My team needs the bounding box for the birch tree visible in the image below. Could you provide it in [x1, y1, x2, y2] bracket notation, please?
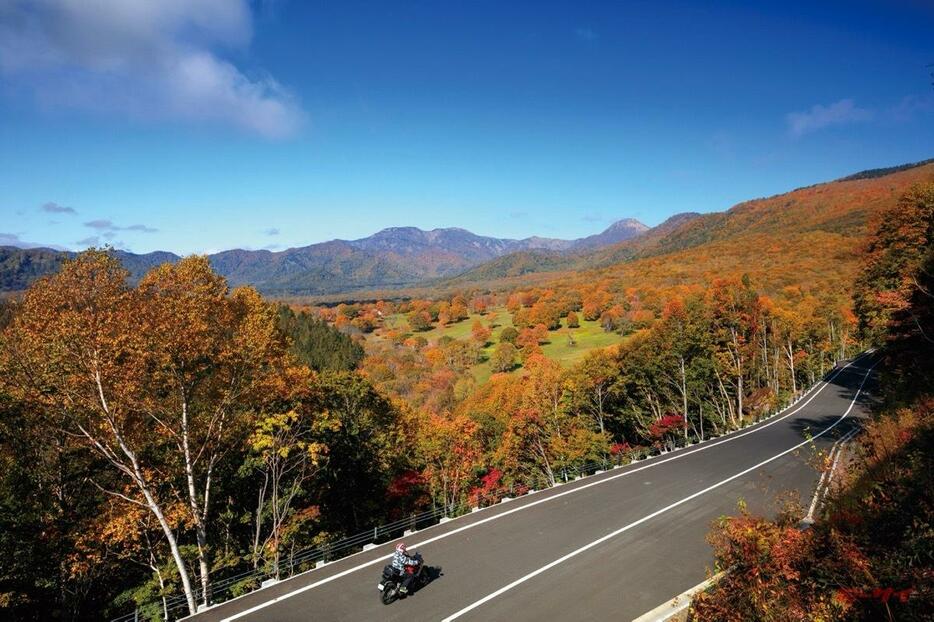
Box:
[0, 252, 296, 614]
[709, 278, 761, 427]
[562, 349, 621, 436]
[247, 410, 326, 577]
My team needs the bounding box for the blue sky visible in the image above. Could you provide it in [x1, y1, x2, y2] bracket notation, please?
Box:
[1, 0, 932, 255]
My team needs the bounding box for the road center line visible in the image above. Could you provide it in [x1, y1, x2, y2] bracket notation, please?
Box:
[440, 360, 878, 621]
[216, 355, 869, 622]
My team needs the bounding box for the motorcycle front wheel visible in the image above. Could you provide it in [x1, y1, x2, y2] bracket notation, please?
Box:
[380, 582, 398, 605]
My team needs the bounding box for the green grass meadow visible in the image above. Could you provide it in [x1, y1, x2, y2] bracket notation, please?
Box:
[372, 306, 626, 383]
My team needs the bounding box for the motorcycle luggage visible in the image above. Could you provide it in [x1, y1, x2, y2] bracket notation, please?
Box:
[381, 564, 396, 580]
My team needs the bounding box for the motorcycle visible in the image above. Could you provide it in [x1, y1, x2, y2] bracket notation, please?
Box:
[378, 552, 430, 605]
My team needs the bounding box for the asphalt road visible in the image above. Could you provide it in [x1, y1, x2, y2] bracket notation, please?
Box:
[188, 354, 878, 622]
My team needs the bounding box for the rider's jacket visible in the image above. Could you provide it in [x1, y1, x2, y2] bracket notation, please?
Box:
[391, 550, 418, 571]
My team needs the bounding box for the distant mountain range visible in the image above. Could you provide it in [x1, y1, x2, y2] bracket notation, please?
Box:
[435, 212, 699, 286]
[0, 218, 650, 295]
[5, 158, 932, 298]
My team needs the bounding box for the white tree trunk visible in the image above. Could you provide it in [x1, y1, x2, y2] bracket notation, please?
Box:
[90, 369, 198, 615]
[784, 340, 797, 394]
[180, 395, 211, 607]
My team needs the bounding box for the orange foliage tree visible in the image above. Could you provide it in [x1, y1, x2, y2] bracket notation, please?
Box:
[417, 413, 483, 510]
[0, 252, 300, 614]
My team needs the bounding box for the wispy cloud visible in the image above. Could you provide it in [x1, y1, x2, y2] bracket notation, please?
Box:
[581, 213, 605, 223]
[84, 219, 158, 233]
[40, 201, 76, 214]
[124, 224, 158, 232]
[786, 99, 872, 137]
[0, 0, 304, 138]
[76, 236, 100, 247]
[0, 232, 63, 249]
[0, 233, 25, 246]
[264, 227, 280, 236]
[574, 28, 598, 41]
[887, 94, 934, 122]
[84, 219, 113, 230]
[708, 130, 736, 159]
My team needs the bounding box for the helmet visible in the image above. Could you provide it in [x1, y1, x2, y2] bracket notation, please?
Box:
[395, 542, 407, 553]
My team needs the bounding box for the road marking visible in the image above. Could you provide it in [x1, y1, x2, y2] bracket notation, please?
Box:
[440, 360, 878, 621]
[826, 428, 856, 486]
[804, 426, 857, 522]
[215, 355, 870, 621]
[630, 569, 729, 622]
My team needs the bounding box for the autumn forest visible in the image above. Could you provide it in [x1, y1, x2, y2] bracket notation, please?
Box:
[0, 158, 931, 620]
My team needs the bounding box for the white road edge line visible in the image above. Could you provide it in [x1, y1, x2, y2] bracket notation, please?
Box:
[217, 355, 870, 622]
[804, 426, 857, 522]
[439, 360, 878, 622]
[805, 441, 837, 520]
[826, 429, 856, 486]
[821, 427, 857, 502]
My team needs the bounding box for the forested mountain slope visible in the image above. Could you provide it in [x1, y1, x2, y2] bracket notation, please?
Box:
[0, 247, 178, 291]
[0, 219, 648, 295]
[591, 160, 934, 295]
[0, 246, 63, 291]
[432, 159, 934, 298]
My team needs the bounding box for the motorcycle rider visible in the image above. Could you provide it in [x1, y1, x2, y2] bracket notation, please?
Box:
[391, 542, 419, 594]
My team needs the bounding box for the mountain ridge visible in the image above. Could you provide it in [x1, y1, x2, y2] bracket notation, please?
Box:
[4, 157, 932, 297]
[0, 217, 649, 295]
[425, 160, 934, 297]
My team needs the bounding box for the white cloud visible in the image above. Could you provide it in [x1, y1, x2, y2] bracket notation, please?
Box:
[124, 223, 158, 232]
[0, 232, 25, 246]
[84, 219, 115, 230]
[581, 213, 605, 223]
[0, 0, 303, 138]
[84, 219, 158, 233]
[40, 201, 76, 214]
[785, 99, 872, 137]
[888, 94, 934, 122]
[0, 231, 64, 249]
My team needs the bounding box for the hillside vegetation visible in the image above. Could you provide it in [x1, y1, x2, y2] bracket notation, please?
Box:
[369, 306, 628, 384]
[0, 165, 931, 621]
[588, 163, 933, 301]
[692, 180, 934, 622]
[430, 160, 934, 299]
[301, 159, 934, 305]
[0, 246, 64, 291]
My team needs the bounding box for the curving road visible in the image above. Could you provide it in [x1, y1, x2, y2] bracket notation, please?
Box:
[187, 354, 878, 622]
